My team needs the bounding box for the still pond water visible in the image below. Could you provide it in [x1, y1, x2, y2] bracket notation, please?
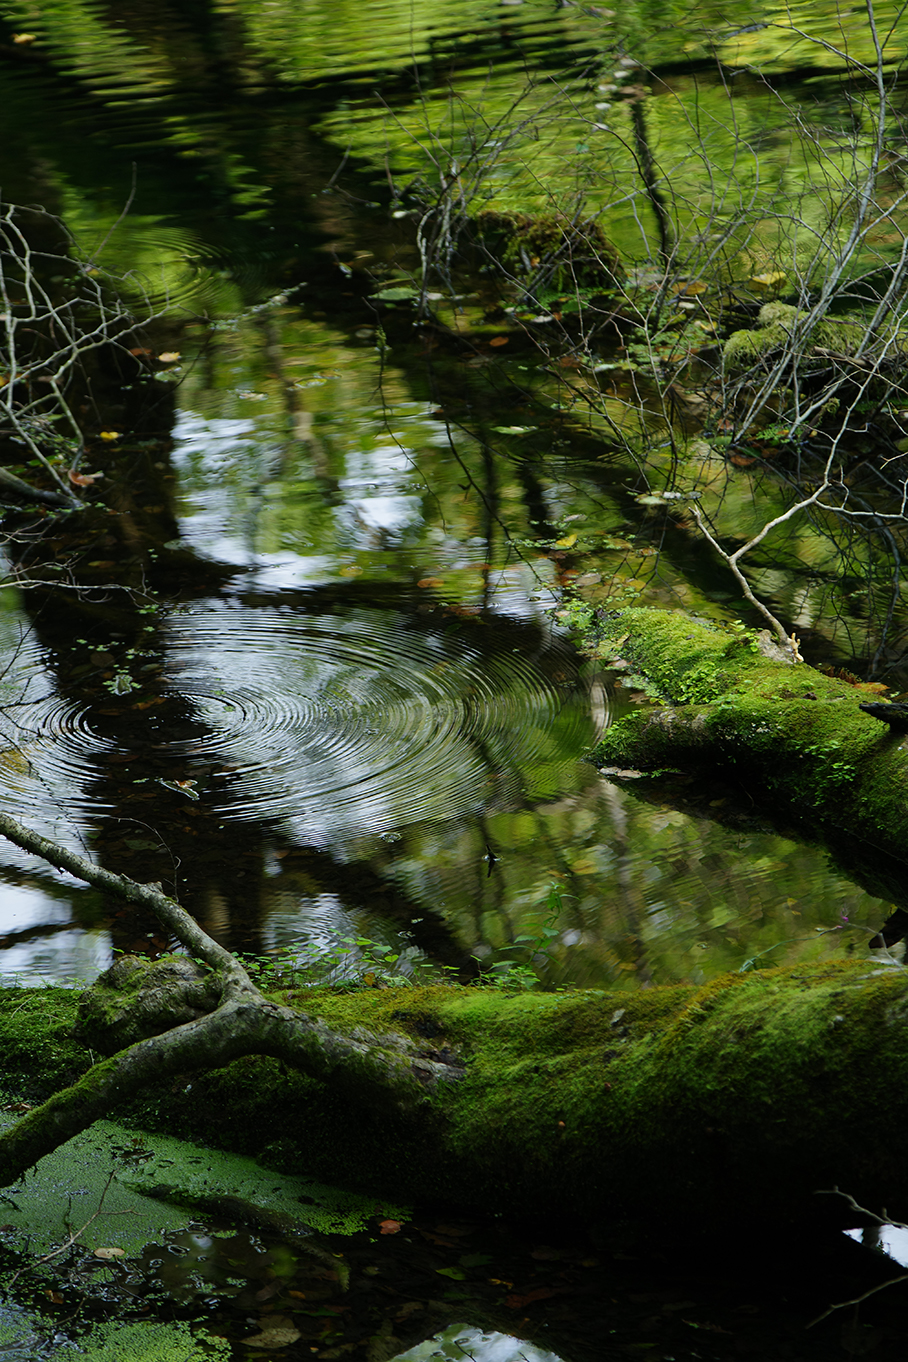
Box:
[0, 2, 906, 1359]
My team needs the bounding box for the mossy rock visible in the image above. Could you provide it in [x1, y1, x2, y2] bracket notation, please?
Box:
[723, 301, 907, 375]
[473, 210, 624, 293]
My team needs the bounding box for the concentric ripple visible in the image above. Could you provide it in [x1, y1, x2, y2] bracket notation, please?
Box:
[165, 602, 601, 842]
[0, 638, 115, 829]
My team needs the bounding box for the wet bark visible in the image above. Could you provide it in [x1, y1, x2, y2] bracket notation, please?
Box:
[0, 811, 462, 1189]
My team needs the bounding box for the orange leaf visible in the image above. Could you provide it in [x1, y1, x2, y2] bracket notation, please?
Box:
[488, 336, 509, 347]
[505, 1286, 559, 1309]
[417, 577, 444, 588]
[379, 1219, 403, 1234]
[68, 468, 104, 486]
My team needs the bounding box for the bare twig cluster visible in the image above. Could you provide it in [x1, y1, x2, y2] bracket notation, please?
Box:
[0, 199, 156, 509]
[381, 1, 908, 671]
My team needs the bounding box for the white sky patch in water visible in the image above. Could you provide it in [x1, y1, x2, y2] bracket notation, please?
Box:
[390, 1326, 564, 1362]
[0, 927, 111, 987]
[845, 1224, 908, 1267]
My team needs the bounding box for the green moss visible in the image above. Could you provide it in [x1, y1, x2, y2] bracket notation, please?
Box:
[0, 985, 91, 1094]
[589, 608, 908, 851]
[722, 301, 900, 374]
[60, 1321, 229, 1361]
[7, 960, 908, 1229]
[473, 209, 624, 293]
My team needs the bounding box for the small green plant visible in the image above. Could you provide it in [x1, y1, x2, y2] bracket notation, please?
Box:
[239, 882, 573, 995]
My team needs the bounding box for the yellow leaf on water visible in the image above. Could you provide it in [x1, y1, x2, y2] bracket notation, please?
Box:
[93, 1247, 125, 1260]
[98, 431, 120, 441]
[12, 33, 37, 44]
[0, 748, 32, 775]
[417, 577, 444, 588]
[157, 351, 181, 363]
[554, 533, 577, 548]
[749, 271, 787, 290]
[339, 565, 363, 577]
[671, 280, 707, 296]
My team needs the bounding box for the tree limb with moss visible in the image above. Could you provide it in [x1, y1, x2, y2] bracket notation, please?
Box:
[4, 805, 908, 1230]
[589, 607, 908, 865]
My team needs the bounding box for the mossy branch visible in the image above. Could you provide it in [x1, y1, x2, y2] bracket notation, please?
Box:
[0, 812, 462, 1188]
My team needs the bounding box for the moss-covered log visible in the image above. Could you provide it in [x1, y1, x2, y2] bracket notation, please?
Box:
[590, 607, 908, 865]
[4, 958, 908, 1234]
[4, 798, 908, 1235]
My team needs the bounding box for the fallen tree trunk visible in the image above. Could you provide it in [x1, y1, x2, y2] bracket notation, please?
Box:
[590, 607, 908, 865]
[3, 808, 908, 1231]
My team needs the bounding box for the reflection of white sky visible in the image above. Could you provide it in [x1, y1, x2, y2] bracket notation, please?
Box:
[171, 412, 259, 471]
[260, 892, 352, 955]
[392, 1327, 564, 1362]
[0, 882, 110, 986]
[0, 929, 111, 987]
[845, 1224, 908, 1267]
[0, 881, 71, 931]
[170, 409, 556, 618]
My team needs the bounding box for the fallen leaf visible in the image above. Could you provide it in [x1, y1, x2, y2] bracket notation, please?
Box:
[157, 351, 181, 363]
[749, 271, 787, 290]
[69, 468, 104, 485]
[156, 778, 200, 800]
[488, 335, 509, 347]
[505, 1286, 559, 1309]
[671, 279, 708, 296]
[339, 565, 363, 577]
[93, 1247, 126, 1260]
[395, 1302, 424, 1320]
[12, 33, 37, 44]
[379, 1219, 403, 1234]
[243, 1318, 302, 1349]
[417, 577, 444, 588]
[553, 533, 577, 548]
[99, 430, 121, 441]
[436, 1266, 467, 1280]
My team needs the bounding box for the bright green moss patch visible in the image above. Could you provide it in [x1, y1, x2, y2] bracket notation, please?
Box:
[590, 608, 908, 855]
[6, 962, 908, 1229]
[60, 1321, 230, 1361]
[0, 985, 89, 1094]
[722, 302, 908, 375]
